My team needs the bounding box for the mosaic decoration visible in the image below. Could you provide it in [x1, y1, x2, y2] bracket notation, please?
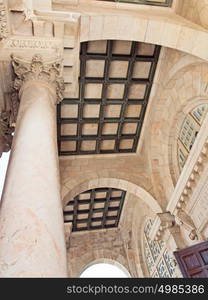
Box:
[144, 219, 177, 278]
[177, 104, 208, 171]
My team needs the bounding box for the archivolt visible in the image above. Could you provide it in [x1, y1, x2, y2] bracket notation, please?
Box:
[62, 176, 162, 214]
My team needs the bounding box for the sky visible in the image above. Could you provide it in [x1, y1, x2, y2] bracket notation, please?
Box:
[0, 154, 128, 278]
[80, 263, 129, 278]
[0, 152, 10, 199]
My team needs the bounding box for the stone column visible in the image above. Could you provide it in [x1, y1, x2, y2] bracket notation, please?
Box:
[0, 54, 67, 277]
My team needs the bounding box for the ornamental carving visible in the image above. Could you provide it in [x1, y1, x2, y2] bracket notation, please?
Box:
[0, 3, 8, 39]
[0, 111, 14, 157]
[154, 212, 176, 241]
[11, 54, 65, 103]
[0, 92, 19, 156]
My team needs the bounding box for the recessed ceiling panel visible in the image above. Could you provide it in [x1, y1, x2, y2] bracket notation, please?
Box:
[64, 188, 126, 232]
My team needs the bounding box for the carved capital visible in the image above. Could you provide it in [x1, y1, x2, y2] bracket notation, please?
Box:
[0, 3, 8, 39]
[11, 54, 65, 103]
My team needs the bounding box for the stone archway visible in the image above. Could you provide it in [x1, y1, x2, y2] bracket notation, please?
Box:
[68, 249, 131, 277]
[62, 176, 162, 214]
[80, 13, 208, 62]
[148, 60, 208, 203]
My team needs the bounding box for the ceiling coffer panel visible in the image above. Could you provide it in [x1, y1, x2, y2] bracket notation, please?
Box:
[57, 40, 161, 155]
[64, 187, 126, 232]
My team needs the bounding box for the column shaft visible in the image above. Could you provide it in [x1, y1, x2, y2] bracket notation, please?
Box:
[0, 82, 67, 277]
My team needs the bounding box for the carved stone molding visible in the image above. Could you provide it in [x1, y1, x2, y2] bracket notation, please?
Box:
[0, 110, 14, 157]
[0, 3, 8, 39]
[149, 212, 176, 241]
[175, 210, 198, 241]
[174, 143, 208, 212]
[150, 210, 199, 243]
[167, 111, 208, 216]
[11, 54, 65, 103]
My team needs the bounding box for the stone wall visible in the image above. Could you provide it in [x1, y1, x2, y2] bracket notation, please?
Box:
[67, 228, 130, 277]
[177, 0, 208, 30]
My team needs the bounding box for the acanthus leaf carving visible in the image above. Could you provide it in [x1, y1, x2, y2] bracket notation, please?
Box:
[0, 110, 14, 157]
[0, 90, 20, 157]
[0, 3, 8, 40]
[11, 54, 65, 103]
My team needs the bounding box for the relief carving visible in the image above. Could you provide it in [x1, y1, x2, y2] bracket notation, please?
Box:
[6, 39, 60, 50]
[0, 3, 8, 39]
[0, 110, 14, 156]
[11, 54, 65, 102]
[0, 91, 19, 156]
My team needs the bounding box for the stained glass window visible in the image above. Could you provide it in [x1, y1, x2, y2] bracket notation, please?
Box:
[143, 219, 177, 278]
[177, 104, 208, 172]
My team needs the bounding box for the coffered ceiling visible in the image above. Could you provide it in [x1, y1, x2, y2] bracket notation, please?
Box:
[57, 40, 161, 156]
[64, 187, 126, 232]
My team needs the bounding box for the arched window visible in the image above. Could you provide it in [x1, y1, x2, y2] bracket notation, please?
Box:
[143, 219, 177, 278]
[177, 104, 208, 171]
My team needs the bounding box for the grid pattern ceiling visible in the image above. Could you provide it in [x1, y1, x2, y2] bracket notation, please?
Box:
[98, 0, 172, 7]
[64, 188, 126, 232]
[58, 40, 161, 155]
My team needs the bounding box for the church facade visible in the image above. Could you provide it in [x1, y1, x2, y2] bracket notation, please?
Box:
[0, 0, 208, 278]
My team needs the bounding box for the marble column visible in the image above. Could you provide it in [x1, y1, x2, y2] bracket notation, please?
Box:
[0, 54, 67, 277]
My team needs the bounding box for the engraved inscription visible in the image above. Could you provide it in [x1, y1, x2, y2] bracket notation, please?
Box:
[6, 39, 61, 50]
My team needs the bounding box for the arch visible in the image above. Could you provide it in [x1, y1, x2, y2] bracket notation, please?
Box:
[80, 13, 208, 62]
[169, 98, 208, 183]
[148, 61, 208, 203]
[79, 259, 131, 278]
[63, 177, 163, 214]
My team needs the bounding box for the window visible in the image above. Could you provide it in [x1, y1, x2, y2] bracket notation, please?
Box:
[177, 104, 208, 171]
[143, 219, 177, 278]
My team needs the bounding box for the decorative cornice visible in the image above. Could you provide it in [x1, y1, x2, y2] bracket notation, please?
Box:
[172, 141, 208, 213]
[167, 112, 208, 215]
[0, 91, 19, 156]
[149, 212, 176, 241]
[11, 54, 65, 103]
[150, 211, 199, 242]
[0, 3, 8, 39]
[175, 210, 198, 241]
